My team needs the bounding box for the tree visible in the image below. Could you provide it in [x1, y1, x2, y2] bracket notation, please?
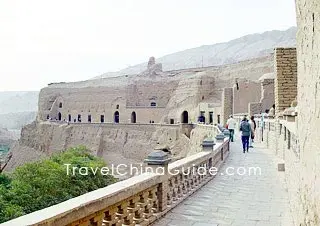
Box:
[0, 146, 117, 223]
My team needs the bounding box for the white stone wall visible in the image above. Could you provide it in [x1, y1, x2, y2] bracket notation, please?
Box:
[296, 0, 320, 224]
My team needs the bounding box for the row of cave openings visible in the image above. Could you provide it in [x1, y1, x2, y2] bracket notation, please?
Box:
[51, 110, 189, 124]
[52, 111, 134, 123]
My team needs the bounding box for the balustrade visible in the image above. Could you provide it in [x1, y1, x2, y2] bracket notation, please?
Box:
[2, 136, 230, 226]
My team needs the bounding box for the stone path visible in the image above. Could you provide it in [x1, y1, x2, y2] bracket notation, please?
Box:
[153, 138, 293, 226]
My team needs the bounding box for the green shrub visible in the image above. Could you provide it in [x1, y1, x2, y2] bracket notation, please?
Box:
[0, 146, 117, 223]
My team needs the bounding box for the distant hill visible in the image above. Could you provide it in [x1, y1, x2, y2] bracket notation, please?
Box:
[0, 91, 39, 115]
[0, 92, 38, 130]
[94, 27, 297, 79]
[0, 128, 18, 146]
[0, 111, 37, 130]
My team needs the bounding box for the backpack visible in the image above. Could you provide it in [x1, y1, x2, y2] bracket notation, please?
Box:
[240, 121, 250, 132]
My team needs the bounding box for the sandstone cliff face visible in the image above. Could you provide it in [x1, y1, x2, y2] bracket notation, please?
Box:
[4, 122, 189, 171]
[6, 55, 274, 172]
[295, 1, 320, 225]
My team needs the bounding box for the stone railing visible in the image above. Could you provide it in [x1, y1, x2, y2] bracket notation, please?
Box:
[253, 114, 299, 160]
[194, 123, 220, 137]
[45, 120, 181, 128]
[125, 105, 166, 109]
[253, 113, 300, 225]
[2, 137, 230, 226]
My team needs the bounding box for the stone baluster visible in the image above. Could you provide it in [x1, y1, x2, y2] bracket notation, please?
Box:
[171, 176, 178, 202]
[115, 202, 130, 225]
[149, 187, 159, 213]
[103, 207, 119, 226]
[128, 197, 142, 224]
[140, 192, 152, 220]
[183, 173, 190, 194]
[167, 179, 173, 206]
[91, 213, 105, 226]
[177, 174, 183, 198]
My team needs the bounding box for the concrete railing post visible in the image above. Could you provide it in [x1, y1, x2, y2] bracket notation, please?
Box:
[222, 129, 230, 139]
[215, 133, 225, 143]
[215, 133, 225, 160]
[202, 138, 215, 152]
[144, 150, 171, 212]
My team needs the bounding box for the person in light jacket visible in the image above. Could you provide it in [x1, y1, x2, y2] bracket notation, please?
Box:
[226, 115, 237, 142]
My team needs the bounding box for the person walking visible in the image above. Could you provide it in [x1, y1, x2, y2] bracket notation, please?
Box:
[226, 115, 237, 142]
[249, 116, 256, 148]
[240, 116, 251, 153]
[269, 104, 275, 117]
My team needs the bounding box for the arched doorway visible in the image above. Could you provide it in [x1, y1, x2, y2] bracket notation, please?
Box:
[181, 111, 188, 123]
[114, 111, 119, 123]
[131, 111, 136, 123]
[58, 112, 62, 121]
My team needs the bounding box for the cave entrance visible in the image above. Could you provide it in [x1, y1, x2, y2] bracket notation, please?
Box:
[131, 111, 136, 123]
[181, 111, 189, 124]
[114, 111, 119, 123]
[100, 115, 105, 123]
[58, 112, 62, 121]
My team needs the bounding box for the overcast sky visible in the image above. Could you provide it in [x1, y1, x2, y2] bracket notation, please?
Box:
[0, 0, 297, 91]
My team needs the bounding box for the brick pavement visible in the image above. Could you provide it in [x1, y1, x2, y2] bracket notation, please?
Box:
[153, 139, 293, 226]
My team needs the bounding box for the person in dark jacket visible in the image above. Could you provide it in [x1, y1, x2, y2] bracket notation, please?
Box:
[240, 116, 251, 153]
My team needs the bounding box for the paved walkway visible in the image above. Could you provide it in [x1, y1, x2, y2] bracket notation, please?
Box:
[154, 138, 293, 226]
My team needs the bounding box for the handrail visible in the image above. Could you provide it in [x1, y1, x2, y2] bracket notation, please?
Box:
[1, 138, 230, 226]
[44, 120, 181, 128]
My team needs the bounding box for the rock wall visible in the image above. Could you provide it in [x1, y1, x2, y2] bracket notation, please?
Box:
[39, 86, 169, 124]
[7, 55, 274, 171]
[260, 78, 275, 113]
[222, 88, 233, 125]
[39, 55, 273, 124]
[296, 0, 320, 225]
[233, 80, 261, 114]
[248, 102, 262, 116]
[4, 122, 187, 171]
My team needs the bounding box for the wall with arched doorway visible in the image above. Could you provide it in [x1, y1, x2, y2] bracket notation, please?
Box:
[46, 96, 64, 120]
[131, 112, 136, 123]
[181, 111, 189, 123]
[114, 111, 120, 123]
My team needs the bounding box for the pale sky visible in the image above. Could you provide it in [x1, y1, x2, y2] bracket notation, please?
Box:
[0, 0, 297, 91]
